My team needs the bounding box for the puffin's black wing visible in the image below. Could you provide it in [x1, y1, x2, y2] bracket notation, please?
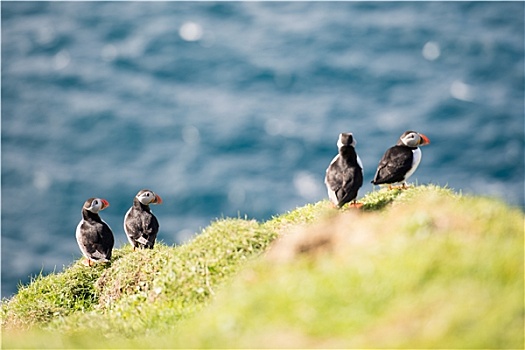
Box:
[143, 214, 159, 248]
[325, 158, 345, 196]
[337, 166, 364, 206]
[79, 221, 114, 260]
[372, 146, 413, 184]
[124, 209, 141, 244]
[125, 209, 159, 249]
[326, 157, 363, 207]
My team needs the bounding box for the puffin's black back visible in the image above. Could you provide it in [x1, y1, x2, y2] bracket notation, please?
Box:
[326, 144, 363, 207]
[124, 199, 160, 249]
[79, 210, 114, 260]
[372, 145, 414, 184]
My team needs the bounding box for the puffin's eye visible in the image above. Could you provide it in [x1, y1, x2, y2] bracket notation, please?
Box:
[146, 193, 150, 197]
[93, 200, 98, 206]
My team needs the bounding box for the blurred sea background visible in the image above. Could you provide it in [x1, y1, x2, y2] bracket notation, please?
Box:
[1, 2, 523, 298]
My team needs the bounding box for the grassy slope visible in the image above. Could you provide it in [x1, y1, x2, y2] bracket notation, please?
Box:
[1, 185, 523, 348]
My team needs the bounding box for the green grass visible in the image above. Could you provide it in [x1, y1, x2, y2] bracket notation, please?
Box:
[2, 185, 523, 348]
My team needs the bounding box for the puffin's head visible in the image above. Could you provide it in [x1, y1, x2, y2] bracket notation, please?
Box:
[337, 132, 356, 149]
[399, 131, 430, 147]
[84, 198, 110, 213]
[136, 189, 163, 206]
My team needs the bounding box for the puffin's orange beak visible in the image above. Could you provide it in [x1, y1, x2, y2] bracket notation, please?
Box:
[419, 133, 430, 145]
[153, 194, 163, 204]
[101, 199, 110, 209]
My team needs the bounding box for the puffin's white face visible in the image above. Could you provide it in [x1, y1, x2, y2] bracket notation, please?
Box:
[400, 131, 430, 147]
[136, 190, 163, 206]
[84, 198, 109, 213]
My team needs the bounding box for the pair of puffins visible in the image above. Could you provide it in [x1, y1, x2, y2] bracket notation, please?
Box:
[75, 189, 162, 266]
[325, 130, 430, 208]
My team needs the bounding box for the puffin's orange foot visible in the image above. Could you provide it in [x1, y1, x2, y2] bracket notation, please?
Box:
[348, 202, 363, 209]
[388, 184, 409, 190]
[82, 259, 93, 267]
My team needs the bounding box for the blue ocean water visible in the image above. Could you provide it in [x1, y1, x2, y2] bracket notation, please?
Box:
[1, 2, 523, 298]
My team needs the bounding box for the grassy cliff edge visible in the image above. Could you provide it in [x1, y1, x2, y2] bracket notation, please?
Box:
[2, 185, 523, 348]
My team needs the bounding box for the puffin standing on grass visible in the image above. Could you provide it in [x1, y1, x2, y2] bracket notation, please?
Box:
[76, 198, 114, 266]
[325, 132, 364, 208]
[371, 130, 430, 189]
[124, 189, 162, 250]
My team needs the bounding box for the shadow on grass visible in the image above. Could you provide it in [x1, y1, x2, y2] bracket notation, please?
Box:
[356, 188, 404, 212]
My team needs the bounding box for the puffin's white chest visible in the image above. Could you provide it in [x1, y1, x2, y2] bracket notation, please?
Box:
[75, 220, 83, 242]
[356, 154, 363, 170]
[404, 147, 422, 181]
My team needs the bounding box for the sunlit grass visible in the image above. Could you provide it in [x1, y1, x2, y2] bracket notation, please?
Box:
[2, 185, 523, 348]
[171, 190, 523, 348]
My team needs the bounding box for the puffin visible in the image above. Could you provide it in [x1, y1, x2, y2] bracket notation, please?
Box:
[371, 130, 430, 189]
[324, 132, 364, 208]
[124, 189, 162, 250]
[76, 197, 114, 266]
